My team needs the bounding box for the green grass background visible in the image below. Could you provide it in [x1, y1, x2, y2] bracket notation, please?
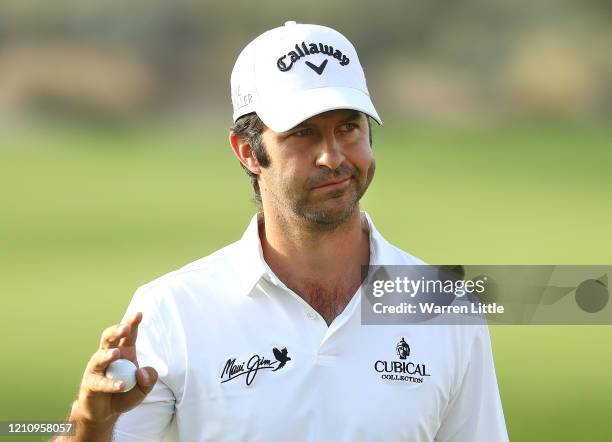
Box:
[1, 120, 611, 441]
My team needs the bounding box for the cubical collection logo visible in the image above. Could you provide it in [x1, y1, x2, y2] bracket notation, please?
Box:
[374, 337, 431, 384]
[221, 347, 291, 386]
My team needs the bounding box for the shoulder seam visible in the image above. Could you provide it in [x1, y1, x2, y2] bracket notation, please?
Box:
[136, 240, 242, 294]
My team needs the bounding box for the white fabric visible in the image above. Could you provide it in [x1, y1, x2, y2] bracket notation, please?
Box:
[113, 212, 508, 442]
[230, 21, 382, 132]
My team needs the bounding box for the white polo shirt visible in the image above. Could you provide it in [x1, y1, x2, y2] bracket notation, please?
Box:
[113, 212, 508, 442]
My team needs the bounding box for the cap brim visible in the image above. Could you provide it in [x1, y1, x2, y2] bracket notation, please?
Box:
[255, 87, 382, 132]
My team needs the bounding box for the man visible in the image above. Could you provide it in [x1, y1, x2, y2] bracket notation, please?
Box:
[59, 21, 508, 441]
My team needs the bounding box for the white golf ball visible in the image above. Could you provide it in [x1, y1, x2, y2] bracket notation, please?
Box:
[105, 359, 137, 392]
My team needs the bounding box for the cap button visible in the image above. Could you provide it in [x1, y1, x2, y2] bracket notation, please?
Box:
[284, 21, 297, 26]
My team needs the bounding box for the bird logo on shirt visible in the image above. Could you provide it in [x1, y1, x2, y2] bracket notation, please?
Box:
[272, 347, 291, 371]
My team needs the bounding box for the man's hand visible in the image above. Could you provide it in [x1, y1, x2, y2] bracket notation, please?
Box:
[57, 312, 158, 441]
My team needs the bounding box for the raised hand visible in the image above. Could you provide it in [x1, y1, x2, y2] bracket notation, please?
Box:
[56, 312, 158, 441]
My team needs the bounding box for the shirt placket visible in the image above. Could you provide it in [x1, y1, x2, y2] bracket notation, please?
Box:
[262, 271, 362, 366]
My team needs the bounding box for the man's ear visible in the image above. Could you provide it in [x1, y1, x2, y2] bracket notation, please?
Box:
[229, 132, 261, 175]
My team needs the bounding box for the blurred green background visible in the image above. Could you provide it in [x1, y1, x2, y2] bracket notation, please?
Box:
[1, 1, 611, 441]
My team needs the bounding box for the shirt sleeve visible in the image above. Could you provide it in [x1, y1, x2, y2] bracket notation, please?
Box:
[112, 285, 177, 442]
[435, 325, 509, 442]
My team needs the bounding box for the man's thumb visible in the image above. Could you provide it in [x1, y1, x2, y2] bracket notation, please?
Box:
[112, 366, 159, 414]
[136, 366, 158, 393]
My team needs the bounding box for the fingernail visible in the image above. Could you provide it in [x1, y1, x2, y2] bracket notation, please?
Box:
[106, 349, 116, 358]
[114, 381, 124, 391]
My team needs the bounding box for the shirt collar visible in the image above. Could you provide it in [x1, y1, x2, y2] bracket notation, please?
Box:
[235, 211, 408, 296]
[236, 212, 270, 296]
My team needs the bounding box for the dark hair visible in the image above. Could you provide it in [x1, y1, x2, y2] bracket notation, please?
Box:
[229, 113, 270, 205]
[230, 112, 373, 205]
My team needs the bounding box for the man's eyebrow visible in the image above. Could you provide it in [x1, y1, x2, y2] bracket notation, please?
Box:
[339, 111, 364, 123]
[290, 111, 364, 130]
[290, 121, 311, 130]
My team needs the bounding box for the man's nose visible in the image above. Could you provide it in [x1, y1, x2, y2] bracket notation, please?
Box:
[315, 133, 345, 170]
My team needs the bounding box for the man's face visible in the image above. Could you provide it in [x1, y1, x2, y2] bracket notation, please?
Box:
[258, 109, 375, 230]
[397, 345, 409, 359]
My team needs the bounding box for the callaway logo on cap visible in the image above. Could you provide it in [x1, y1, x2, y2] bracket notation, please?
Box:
[230, 21, 382, 132]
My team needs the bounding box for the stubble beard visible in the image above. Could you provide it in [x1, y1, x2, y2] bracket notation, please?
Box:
[291, 161, 376, 232]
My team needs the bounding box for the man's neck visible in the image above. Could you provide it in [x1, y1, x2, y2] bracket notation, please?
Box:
[259, 208, 370, 302]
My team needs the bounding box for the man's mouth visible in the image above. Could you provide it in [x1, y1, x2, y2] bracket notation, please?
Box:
[313, 177, 351, 189]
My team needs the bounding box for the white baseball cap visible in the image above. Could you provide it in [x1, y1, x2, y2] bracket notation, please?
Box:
[231, 21, 382, 132]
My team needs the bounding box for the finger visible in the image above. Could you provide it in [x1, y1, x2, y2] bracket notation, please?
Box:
[121, 312, 143, 347]
[86, 348, 121, 375]
[111, 367, 158, 413]
[115, 338, 139, 367]
[135, 366, 158, 394]
[99, 323, 131, 350]
[83, 373, 126, 394]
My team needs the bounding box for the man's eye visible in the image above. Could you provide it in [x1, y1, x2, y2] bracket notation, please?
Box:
[292, 128, 312, 137]
[342, 122, 358, 131]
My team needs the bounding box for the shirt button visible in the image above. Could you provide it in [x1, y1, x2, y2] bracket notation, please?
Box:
[307, 310, 317, 320]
